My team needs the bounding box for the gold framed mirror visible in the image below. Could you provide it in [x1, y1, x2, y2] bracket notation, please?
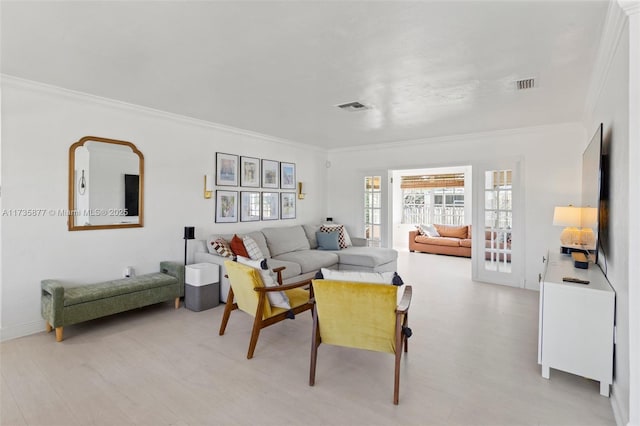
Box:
[68, 136, 144, 231]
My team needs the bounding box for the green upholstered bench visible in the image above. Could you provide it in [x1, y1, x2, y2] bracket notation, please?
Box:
[41, 261, 184, 342]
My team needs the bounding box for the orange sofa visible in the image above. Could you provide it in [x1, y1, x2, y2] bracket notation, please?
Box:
[409, 224, 471, 258]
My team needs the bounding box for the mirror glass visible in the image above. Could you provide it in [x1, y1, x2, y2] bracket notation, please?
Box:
[69, 136, 144, 231]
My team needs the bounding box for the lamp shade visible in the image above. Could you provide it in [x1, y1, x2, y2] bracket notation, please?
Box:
[580, 207, 598, 228]
[552, 206, 581, 227]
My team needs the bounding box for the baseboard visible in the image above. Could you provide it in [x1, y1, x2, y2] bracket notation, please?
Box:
[611, 386, 629, 426]
[0, 320, 46, 342]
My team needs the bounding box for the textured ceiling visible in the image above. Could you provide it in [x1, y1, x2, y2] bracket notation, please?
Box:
[1, 1, 608, 149]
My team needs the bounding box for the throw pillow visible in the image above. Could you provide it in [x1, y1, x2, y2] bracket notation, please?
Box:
[236, 256, 291, 309]
[243, 235, 264, 260]
[211, 238, 234, 258]
[230, 234, 249, 258]
[319, 224, 350, 249]
[316, 231, 341, 250]
[419, 224, 440, 238]
[319, 268, 404, 286]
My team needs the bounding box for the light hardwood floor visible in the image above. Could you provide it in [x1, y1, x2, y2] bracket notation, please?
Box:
[1, 252, 615, 426]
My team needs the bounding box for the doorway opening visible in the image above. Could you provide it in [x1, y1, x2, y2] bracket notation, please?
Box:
[391, 166, 472, 251]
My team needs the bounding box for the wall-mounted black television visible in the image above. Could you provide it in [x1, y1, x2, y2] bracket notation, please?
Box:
[581, 123, 604, 267]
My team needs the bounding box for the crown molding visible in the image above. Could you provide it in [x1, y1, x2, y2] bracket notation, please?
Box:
[328, 122, 584, 154]
[0, 74, 327, 154]
[584, 1, 629, 121]
[618, 0, 640, 15]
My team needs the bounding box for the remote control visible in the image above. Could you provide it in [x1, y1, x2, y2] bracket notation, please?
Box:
[562, 277, 590, 284]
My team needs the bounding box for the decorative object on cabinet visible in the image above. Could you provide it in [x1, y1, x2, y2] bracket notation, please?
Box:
[280, 162, 296, 189]
[68, 136, 144, 231]
[215, 190, 238, 223]
[261, 159, 279, 188]
[240, 156, 260, 187]
[216, 152, 239, 186]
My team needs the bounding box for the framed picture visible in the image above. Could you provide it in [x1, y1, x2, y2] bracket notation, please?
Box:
[262, 159, 279, 189]
[240, 191, 261, 222]
[281, 192, 296, 219]
[215, 190, 238, 223]
[240, 156, 260, 187]
[280, 162, 296, 189]
[216, 153, 239, 186]
[261, 192, 279, 220]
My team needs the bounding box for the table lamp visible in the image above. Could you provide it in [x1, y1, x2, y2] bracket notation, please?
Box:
[553, 206, 581, 247]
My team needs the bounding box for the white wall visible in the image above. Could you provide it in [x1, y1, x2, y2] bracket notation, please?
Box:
[327, 123, 585, 290]
[0, 77, 328, 340]
[586, 8, 631, 424]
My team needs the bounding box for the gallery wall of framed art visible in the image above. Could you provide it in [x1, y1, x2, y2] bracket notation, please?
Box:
[213, 152, 297, 222]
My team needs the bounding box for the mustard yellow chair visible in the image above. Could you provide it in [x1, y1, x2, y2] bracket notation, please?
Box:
[219, 260, 313, 359]
[309, 279, 412, 404]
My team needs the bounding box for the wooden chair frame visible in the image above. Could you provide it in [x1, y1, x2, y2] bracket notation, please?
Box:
[309, 285, 412, 405]
[219, 266, 314, 359]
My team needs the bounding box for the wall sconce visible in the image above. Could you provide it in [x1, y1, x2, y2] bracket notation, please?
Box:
[553, 206, 581, 247]
[297, 182, 306, 200]
[204, 174, 213, 199]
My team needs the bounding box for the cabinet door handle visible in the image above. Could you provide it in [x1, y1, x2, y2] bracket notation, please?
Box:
[538, 273, 542, 283]
[542, 256, 547, 263]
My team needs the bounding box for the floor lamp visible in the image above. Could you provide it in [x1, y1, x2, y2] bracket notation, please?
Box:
[184, 226, 195, 265]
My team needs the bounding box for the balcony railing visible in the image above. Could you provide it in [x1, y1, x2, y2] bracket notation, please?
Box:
[403, 205, 465, 225]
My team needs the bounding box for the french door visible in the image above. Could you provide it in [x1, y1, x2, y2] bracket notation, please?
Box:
[472, 159, 524, 287]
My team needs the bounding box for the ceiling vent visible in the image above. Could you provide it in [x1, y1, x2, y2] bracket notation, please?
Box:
[336, 101, 370, 111]
[515, 78, 535, 90]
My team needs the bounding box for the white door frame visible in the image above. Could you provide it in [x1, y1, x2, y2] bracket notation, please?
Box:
[472, 158, 525, 287]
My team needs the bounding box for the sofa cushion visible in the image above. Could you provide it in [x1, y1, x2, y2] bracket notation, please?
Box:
[316, 231, 341, 250]
[303, 224, 322, 249]
[262, 225, 310, 257]
[434, 224, 468, 239]
[419, 224, 440, 238]
[243, 235, 264, 260]
[335, 246, 397, 268]
[415, 235, 461, 247]
[272, 250, 339, 274]
[230, 235, 249, 257]
[320, 224, 351, 248]
[460, 238, 472, 248]
[265, 258, 302, 280]
[211, 238, 234, 257]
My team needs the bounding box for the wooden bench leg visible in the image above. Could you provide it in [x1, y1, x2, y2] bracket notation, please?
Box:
[45, 321, 52, 333]
[175, 297, 180, 309]
[55, 327, 63, 342]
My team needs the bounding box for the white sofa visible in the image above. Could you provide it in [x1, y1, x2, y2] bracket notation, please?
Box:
[194, 224, 398, 302]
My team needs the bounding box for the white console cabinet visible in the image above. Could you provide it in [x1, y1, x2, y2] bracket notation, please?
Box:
[537, 252, 615, 396]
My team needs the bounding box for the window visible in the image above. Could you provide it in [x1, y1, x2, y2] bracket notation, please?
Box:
[364, 176, 381, 247]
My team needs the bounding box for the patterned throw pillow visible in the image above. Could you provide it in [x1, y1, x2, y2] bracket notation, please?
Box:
[211, 238, 234, 258]
[243, 235, 264, 260]
[230, 234, 249, 257]
[319, 224, 350, 249]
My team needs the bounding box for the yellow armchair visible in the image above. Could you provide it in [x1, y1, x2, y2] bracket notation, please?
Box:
[219, 260, 313, 359]
[309, 279, 412, 404]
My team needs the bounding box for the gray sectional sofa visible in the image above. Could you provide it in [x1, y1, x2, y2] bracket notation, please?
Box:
[193, 224, 398, 302]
